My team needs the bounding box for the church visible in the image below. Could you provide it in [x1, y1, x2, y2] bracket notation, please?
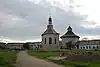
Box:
[41, 16, 80, 51]
[41, 17, 59, 51]
[41, 17, 100, 51]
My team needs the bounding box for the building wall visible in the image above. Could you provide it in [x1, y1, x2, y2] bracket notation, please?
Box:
[41, 34, 59, 51]
[30, 42, 41, 50]
[6, 42, 42, 50]
[76, 40, 100, 50]
[78, 45, 100, 50]
[8, 43, 23, 49]
[61, 37, 79, 47]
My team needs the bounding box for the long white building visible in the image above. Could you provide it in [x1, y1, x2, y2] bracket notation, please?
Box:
[76, 40, 100, 50]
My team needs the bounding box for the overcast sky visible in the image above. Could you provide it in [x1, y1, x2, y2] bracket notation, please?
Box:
[0, 0, 100, 42]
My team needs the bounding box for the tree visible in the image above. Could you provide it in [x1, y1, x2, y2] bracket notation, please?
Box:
[75, 41, 80, 49]
[66, 41, 73, 50]
[23, 43, 30, 50]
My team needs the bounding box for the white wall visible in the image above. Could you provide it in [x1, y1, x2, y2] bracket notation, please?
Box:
[61, 37, 79, 47]
[79, 45, 100, 50]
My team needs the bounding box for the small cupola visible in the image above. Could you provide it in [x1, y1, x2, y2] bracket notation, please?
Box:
[41, 16, 59, 36]
[48, 16, 52, 25]
[60, 26, 80, 38]
[67, 26, 72, 31]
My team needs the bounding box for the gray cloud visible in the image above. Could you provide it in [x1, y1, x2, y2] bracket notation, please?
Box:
[0, 0, 96, 41]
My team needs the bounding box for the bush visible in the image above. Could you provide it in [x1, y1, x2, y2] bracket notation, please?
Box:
[23, 43, 29, 50]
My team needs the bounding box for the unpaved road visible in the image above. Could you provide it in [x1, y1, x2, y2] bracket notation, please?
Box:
[16, 51, 65, 67]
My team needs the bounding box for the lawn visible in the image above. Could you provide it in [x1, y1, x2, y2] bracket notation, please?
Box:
[29, 50, 100, 67]
[29, 51, 61, 59]
[0, 50, 18, 67]
[71, 49, 100, 54]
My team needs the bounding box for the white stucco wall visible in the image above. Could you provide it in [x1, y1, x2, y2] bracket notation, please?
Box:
[61, 37, 79, 47]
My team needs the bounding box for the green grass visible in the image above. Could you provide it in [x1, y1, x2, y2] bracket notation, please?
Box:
[0, 50, 19, 67]
[29, 51, 61, 59]
[51, 60, 100, 67]
[29, 50, 100, 67]
[71, 49, 100, 54]
[51, 60, 90, 67]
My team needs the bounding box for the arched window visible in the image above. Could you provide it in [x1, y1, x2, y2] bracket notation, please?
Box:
[97, 46, 99, 49]
[93, 46, 95, 49]
[55, 38, 56, 44]
[45, 38, 46, 44]
[49, 37, 52, 44]
[83, 47, 85, 49]
[89, 46, 91, 49]
[80, 47, 82, 49]
[86, 46, 88, 49]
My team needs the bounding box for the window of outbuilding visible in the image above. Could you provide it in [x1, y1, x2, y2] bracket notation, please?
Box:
[97, 46, 99, 49]
[83, 47, 85, 49]
[93, 46, 95, 49]
[89, 46, 91, 49]
[80, 47, 82, 49]
[86, 46, 88, 49]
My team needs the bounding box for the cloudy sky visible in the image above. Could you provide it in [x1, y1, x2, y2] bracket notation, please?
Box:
[0, 0, 100, 42]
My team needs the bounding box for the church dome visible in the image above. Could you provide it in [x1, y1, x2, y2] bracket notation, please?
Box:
[42, 17, 59, 36]
[60, 26, 80, 38]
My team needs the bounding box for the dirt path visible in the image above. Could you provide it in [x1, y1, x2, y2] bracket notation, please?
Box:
[16, 51, 65, 67]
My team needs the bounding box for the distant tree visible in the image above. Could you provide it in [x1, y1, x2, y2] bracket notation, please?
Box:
[66, 41, 73, 50]
[75, 41, 80, 49]
[76, 45, 79, 49]
[0, 45, 5, 49]
[23, 43, 30, 50]
[82, 37, 88, 41]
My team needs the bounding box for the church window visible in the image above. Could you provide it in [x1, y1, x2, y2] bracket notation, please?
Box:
[45, 38, 46, 44]
[55, 38, 56, 44]
[49, 37, 52, 44]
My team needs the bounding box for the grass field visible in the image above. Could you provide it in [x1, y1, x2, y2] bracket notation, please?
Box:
[0, 50, 18, 67]
[29, 51, 61, 59]
[71, 49, 100, 54]
[29, 50, 100, 67]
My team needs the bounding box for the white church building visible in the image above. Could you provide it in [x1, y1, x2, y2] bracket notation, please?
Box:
[41, 17, 59, 51]
[60, 26, 80, 48]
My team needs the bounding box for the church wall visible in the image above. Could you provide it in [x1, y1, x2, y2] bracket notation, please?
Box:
[41, 34, 59, 51]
